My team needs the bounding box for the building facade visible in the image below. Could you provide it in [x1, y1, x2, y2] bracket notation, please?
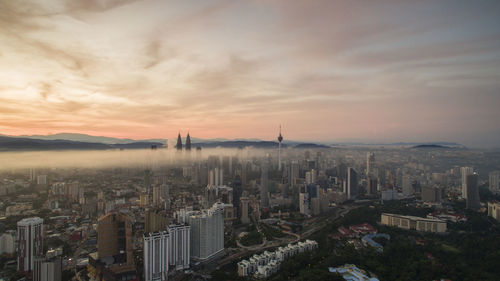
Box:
[381, 213, 447, 233]
[17, 217, 44, 272]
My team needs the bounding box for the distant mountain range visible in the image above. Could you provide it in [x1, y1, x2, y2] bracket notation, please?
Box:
[0, 133, 465, 151]
[0, 135, 164, 151]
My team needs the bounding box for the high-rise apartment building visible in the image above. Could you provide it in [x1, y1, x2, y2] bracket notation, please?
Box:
[168, 225, 190, 270]
[261, 164, 269, 209]
[366, 152, 375, 177]
[489, 171, 500, 194]
[185, 203, 224, 261]
[466, 173, 480, 211]
[34, 256, 61, 281]
[346, 167, 358, 200]
[144, 231, 170, 281]
[461, 167, 474, 199]
[402, 174, 413, 196]
[17, 217, 43, 272]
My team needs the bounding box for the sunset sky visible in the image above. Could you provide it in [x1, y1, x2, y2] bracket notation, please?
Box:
[1, 0, 500, 147]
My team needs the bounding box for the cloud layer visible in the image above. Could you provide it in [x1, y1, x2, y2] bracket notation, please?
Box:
[1, 0, 500, 147]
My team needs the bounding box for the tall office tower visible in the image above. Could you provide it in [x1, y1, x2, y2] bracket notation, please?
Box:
[421, 186, 442, 203]
[187, 203, 224, 261]
[168, 225, 190, 270]
[461, 167, 474, 199]
[144, 231, 169, 281]
[240, 197, 250, 224]
[232, 176, 242, 217]
[402, 174, 413, 196]
[366, 177, 378, 196]
[145, 209, 169, 233]
[17, 217, 43, 272]
[145, 169, 152, 195]
[208, 167, 224, 187]
[489, 171, 500, 194]
[346, 167, 358, 200]
[299, 192, 310, 216]
[466, 173, 480, 211]
[152, 185, 162, 207]
[185, 133, 192, 151]
[366, 152, 375, 177]
[289, 161, 300, 188]
[34, 256, 61, 281]
[277, 125, 283, 170]
[176, 133, 183, 151]
[97, 212, 133, 265]
[260, 164, 269, 209]
[0, 232, 15, 255]
[305, 169, 317, 185]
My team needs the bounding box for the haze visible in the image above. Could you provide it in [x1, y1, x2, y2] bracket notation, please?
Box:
[1, 0, 500, 147]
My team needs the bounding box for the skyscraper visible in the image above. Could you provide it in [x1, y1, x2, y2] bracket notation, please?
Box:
[461, 166, 474, 199]
[176, 133, 183, 151]
[346, 167, 358, 200]
[489, 171, 500, 194]
[97, 212, 133, 265]
[466, 173, 480, 211]
[232, 175, 242, 217]
[168, 225, 190, 270]
[143, 225, 190, 281]
[144, 231, 169, 281]
[260, 164, 269, 209]
[366, 152, 375, 177]
[34, 256, 61, 281]
[185, 133, 192, 151]
[17, 217, 43, 273]
[277, 125, 283, 171]
[402, 174, 413, 196]
[185, 203, 224, 261]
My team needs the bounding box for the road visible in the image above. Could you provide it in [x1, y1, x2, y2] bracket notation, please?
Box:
[216, 205, 358, 269]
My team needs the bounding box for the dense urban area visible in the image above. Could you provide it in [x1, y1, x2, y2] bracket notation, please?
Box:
[1, 135, 500, 281]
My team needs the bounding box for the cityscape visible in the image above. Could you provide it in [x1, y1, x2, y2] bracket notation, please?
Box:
[1, 1, 500, 281]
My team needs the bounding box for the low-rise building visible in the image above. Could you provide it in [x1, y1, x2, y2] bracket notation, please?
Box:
[381, 213, 447, 233]
[237, 240, 318, 278]
[328, 264, 379, 281]
[488, 201, 500, 221]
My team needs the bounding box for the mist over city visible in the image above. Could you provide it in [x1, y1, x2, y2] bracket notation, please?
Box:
[1, 1, 500, 281]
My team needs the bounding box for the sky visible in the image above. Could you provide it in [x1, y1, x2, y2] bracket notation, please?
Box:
[1, 0, 500, 147]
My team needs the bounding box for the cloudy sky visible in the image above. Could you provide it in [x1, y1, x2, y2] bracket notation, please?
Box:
[1, 0, 499, 147]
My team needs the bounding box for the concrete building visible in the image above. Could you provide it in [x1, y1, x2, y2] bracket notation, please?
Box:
[208, 167, 224, 187]
[184, 203, 224, 261]
[168, 225, 190, 270]
[17, 217, 44, 272]
[366, 152, 375, 177]
[402, 174, 412, 196]
[34, 256, 61, 281]
[237, 240, 318, 278]
[145, 209, 169, 233]
[299, 192, 310, 216]
[88, 212, 136, 281]
[466, 173, 480, 211]
[240, 197, 250, 224]
[260, 164, 269, 209]
[328, 264, 379, 281]
[144, 231, 169, 281]
[489, 171, 500, 194]
[346, 167, 358, 200]
[487, 201, 500, 221]
[461, 166, 474, 199]
[421, 186, 442, 203]
[381, 213, 447, 233]
[0, 232, 15, 255]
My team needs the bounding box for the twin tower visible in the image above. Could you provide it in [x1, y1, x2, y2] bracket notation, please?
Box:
[175, 132, 191, 151]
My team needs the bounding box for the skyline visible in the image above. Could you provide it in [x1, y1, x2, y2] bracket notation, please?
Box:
[1, 0, 500, 147]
